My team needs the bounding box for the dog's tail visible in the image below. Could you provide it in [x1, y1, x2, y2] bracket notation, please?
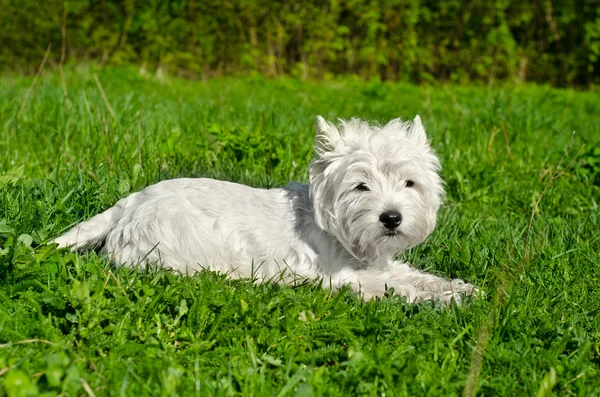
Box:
[54, 197, 127, 251]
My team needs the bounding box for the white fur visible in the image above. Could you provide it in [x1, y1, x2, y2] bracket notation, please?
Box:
[55, 116, 479, 303]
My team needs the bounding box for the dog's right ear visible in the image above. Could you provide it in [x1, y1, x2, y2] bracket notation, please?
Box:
[315, 116, 341, 155]
[409, 115, 428, 145]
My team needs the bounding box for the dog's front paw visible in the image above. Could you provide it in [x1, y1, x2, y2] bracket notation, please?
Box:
[449, 279, 484, 299]
[417, 280, 483, 306]
[413, 290, 464, 306]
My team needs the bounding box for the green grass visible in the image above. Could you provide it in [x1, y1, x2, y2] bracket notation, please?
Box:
[0, 65, 599, 396]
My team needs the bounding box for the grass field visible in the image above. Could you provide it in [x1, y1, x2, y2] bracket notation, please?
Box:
[0, 65, 599, 396]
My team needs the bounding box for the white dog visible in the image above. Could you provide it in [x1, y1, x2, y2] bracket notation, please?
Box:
[55, 116, 479, 303]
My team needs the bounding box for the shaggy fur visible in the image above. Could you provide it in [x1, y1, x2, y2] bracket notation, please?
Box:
[55, 116, 479, 303]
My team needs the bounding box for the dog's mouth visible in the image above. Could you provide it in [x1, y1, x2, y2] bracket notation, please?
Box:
[384, 230, 401, 237]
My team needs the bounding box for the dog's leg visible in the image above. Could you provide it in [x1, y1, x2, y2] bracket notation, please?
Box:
[331, 264, 479, 304]
[385, 261, 480, 303]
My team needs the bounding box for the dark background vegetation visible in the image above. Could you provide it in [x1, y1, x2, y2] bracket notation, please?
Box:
[2, 0, 600, 86]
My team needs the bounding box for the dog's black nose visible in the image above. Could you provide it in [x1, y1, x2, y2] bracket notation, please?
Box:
[380, 210, 402, 230]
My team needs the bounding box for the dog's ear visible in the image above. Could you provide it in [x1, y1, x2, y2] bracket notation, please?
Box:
[315, 116, 341, 155]
[409, 115, 428, 144]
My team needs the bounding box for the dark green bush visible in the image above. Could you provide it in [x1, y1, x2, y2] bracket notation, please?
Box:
[1, 0, 599, 86]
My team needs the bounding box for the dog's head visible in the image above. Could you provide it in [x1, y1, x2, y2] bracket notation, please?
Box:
[309, 116, 444, 263]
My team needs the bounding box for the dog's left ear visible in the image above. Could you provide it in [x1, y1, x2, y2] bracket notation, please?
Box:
[315, 116, 341, 155]
[409, 115, 428, 144]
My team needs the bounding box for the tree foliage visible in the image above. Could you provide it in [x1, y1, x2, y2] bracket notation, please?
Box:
[2, 0, 600, 85]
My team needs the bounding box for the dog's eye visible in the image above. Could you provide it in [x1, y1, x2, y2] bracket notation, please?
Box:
[355, 183, 370, 192]
[405, 180, 415, 188]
